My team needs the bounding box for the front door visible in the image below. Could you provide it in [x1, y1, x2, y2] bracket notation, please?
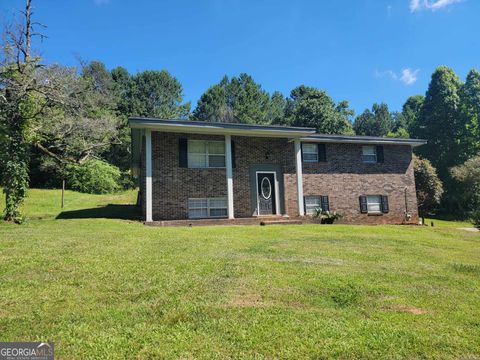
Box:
[257, 173, 276, 215]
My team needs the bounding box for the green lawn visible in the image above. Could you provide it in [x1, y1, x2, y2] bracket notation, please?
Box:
[0, 189, 479, 359]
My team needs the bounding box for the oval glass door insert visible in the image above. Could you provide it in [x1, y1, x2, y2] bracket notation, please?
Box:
[261, 177, 272, 199]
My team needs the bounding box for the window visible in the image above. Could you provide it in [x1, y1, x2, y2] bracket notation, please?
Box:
[362, 146, 377, 163]
[302, 143, 318, 162]
[188, 140, 225, 168]
[366, 195, 382, 214]
[305, 196, 321, 215]
[188, 198, 228, 218]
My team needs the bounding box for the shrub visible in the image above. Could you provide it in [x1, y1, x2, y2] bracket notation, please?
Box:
[452, 156, 480, 218]
[312, 208, 343, 224]
[414, 155, 443, 216]
[471, 209, 480, 229]
[66, 159, 120, 194]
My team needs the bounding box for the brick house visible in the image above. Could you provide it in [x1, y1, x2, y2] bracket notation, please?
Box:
[130, 117, 426, 224]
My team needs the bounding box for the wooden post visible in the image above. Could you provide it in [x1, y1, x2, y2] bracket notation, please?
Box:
[61, 179, 65, 208]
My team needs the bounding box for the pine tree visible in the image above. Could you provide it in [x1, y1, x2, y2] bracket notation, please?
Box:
[413, 66, 463, 180]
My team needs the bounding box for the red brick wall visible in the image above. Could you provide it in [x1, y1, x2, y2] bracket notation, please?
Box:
[145, 131, 419, 224]
[151, 132, 227, 220]
[232, 136, 296, 218]
[302, 143, 419, 224]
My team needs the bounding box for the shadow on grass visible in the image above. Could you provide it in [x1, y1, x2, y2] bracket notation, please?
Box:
[56, 204, 142, 221]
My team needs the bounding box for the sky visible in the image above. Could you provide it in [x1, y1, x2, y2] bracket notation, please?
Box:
[0, 0, 478, 115]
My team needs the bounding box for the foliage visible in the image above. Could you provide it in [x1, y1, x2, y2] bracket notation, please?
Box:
[354, 103, 393, 137]
[192, 80, 231, 122]
[192, 74, 271, 124]
[451, 156, 480, 217]
[402, 95, 424, 134]
[411, 66, 464, 180]
[0, 0, 43, 222]
[30, 64, 121, 166]
[471, 210, 480, 228]
[286, 85, 354, 134]
[312, 208, 343, 223]
[65, 159, 121, 194]
[413, 155, 444, 216]
[387, 127, 410, 139]
[458, 69, 480, 159]
[268, 91, 287, 124]
[123, 70, 191, 119]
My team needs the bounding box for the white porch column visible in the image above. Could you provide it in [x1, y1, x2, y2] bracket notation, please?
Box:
[145, 129, 153, 222]
[225, 134, 234, 219]
[294, 139, 305, 216]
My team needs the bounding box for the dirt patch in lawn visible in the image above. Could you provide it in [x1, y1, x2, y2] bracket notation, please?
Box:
[230, 292, 268, 308]
[384, 304, 429, 315]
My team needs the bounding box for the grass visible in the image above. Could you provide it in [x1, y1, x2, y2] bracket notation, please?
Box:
[0, 189, 479, 359]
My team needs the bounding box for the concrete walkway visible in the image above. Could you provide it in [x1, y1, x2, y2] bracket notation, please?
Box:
[457, 227, 479, 232]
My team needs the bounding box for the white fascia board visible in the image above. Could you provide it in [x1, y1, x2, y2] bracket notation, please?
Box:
[300, 137, 426, 147]
[130, 122, 315, 138]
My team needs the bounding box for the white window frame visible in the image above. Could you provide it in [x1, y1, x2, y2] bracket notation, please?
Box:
[187, 140, 226, 168]
[366, 195, 382, 214]
[302, 143, 318, 162]
[188, 197, 228, 219]
[362, 145, 377, 163]
[304, 196, 321, 215]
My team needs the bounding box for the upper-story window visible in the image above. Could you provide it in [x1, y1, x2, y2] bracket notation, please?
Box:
[361, 145, 384, 163]
[302, 143, 318, 162]
[188, 140, 225, 168]
[361, 146, 377, 163]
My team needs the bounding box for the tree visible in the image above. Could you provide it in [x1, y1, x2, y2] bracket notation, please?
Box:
[192, 74, 271, 124]
[0, 0, 48, 221]
[0, 2, 123, 221]
[354, 103, 393, 137]
[402, 95, 424, 134]
[267, 91, 287, 124]
[124, 70, 190, 119]
[458, 68, 480, 159]
[412, 66, 463, 180]
[451, 156, 480, 217]
[27, 63, 120, 164]
[192, 81, 231, 122]
[387, 112, 409, 138]
[413, 155, 444, 218]
[81, 60, 115, 104]
[286, 85, 354, 134]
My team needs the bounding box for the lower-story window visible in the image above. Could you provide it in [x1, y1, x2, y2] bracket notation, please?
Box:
[304, 195, 330, 215]
[305, 196, 321, 215]
[367, 195, 382, 214]
[188, 197, 228, 219]
[360, 195, 389, 214]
